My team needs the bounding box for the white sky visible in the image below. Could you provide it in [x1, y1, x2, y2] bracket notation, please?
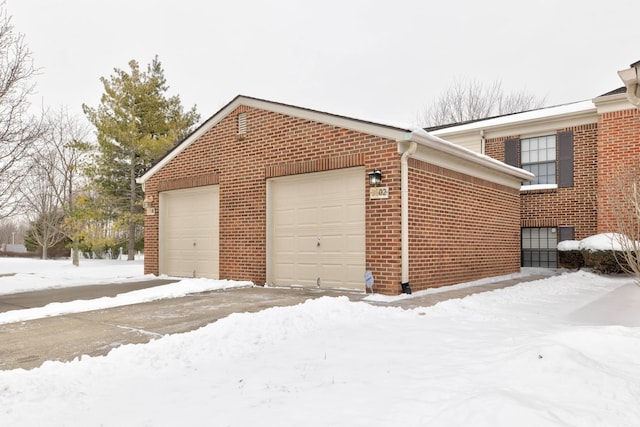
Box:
[7, 0, 640, 127]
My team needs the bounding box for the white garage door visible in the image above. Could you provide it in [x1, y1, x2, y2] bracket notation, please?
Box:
[268, 167, 365, 290]
[160, 186, 219, 278]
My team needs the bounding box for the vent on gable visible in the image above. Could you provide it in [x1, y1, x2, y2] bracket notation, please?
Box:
[238, 113, 247, 135]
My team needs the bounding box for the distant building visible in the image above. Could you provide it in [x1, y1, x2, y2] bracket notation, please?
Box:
[1, 243, 27, 253]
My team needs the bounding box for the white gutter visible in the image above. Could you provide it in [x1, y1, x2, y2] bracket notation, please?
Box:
[396, 129, 533, 294]
[618, 64, 640, 107]
[404, 129, 534, 182]
[399, 141, 417, 294]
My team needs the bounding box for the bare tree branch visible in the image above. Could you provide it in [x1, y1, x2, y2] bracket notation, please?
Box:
[0, 5, 44, 219]
[609, 155, 640, 286]
[421, 78, 546, 127]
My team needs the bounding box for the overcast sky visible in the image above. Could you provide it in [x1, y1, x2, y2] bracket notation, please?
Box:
[7, 0, 640, 128]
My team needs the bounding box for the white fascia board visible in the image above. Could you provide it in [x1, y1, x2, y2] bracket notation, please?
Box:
[593, 92, 638, 114]
[431, 101, 597, 140]
[138, 95, 411, 184]
[398, 130, 534, 188]
[239, 97, 411, 141]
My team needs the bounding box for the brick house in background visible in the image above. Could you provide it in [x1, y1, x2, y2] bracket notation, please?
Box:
[431, 83, 640, 268]
[137, 96, 532, 295]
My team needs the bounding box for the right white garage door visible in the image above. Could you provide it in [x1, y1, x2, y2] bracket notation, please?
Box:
[268, 167, 365, 290]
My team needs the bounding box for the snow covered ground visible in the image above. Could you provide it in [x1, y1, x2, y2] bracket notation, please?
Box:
[0, 258, 252, 324]
[1, 258, 639, 426]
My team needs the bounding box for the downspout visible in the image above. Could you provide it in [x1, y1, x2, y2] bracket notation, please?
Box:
[400, 141, 417, 294]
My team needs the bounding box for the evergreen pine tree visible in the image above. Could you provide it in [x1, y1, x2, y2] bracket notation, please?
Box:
[83, 56, 199, 260]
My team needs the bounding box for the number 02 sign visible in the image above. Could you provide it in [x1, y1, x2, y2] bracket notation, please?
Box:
[369, 187, 390, 199]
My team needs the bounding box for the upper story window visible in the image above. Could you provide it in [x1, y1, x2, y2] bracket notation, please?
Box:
[504, 131, 573, 189]
[521, 135, 556, 186]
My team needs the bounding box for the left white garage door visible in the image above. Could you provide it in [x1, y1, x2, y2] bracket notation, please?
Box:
[159, 186, 219, 278]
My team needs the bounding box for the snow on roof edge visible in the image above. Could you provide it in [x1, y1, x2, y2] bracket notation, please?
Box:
[430, 100, 596, 135]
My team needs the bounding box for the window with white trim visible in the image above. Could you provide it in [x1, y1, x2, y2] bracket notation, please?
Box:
[504, 131, 573, 189]
[521, 135, 556, 186]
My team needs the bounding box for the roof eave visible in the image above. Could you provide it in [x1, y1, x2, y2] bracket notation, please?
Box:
[400, 130, 534, 182]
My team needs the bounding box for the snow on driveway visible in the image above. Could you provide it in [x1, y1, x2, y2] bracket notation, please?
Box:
[0, 258, 639, 426]
[0, 258, 252, 324]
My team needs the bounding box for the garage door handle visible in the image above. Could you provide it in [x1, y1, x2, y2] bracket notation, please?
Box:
[316, 238, 320, 247]
[193, 241, 197, 247]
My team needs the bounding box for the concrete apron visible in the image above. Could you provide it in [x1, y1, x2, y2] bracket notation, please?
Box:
[0, 275, 552, 371]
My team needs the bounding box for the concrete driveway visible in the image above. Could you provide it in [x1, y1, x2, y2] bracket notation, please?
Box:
[0, 274, 553, 371]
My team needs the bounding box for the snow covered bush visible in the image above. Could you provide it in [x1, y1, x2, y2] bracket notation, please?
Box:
[557, 240, 583, 269]
[557, 234, 638, 274]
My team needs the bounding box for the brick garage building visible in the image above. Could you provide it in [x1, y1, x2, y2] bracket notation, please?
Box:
[138, 96, 532, 294]
[432, 77, 640, 268]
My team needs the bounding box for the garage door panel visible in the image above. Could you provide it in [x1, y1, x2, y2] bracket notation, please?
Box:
[269, 167, 365, 290]
[275, 236, 295, 252]
[160, 186, 219, 279]
[275, 209, 296, 226]
[345, 265, 364, 284]
[319, 234, 345, 252]
[297, 207, 318, 226]
[346, 234, 365, 252]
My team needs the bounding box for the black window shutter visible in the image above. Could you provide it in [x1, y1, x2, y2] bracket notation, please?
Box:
[504, 139, 518, 166]
[558, 131, 574, 188]
[559, 226, 575, 242]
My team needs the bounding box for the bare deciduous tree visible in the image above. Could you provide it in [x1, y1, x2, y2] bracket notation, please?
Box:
[22, 107, 91, 261]
[610, 159, 640, 286]
[21, 164, 64, 259]
[421, 78, 546, 127]
[0, 5, 44, 219]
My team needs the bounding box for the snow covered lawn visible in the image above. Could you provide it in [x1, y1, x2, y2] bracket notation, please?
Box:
[0, 259, 639, 426]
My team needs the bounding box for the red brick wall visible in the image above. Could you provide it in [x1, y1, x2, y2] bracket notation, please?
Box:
[408, 159, 521, 290]
[597, 108, 640, 232]
[485, 123, 598, 240]
[144, 106, 403, 293]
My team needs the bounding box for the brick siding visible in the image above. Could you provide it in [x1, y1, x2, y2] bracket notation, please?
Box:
[597, 108, 640, 232]
[485, 123, 598, 240]
[408, 159, 521, 290]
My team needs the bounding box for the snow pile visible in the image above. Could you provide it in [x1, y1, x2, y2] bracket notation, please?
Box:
[1, 267, 639, 426]
[557, 232, 636, 252]
[579, 233, 627, 252]
[557, 239, 580, 251]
